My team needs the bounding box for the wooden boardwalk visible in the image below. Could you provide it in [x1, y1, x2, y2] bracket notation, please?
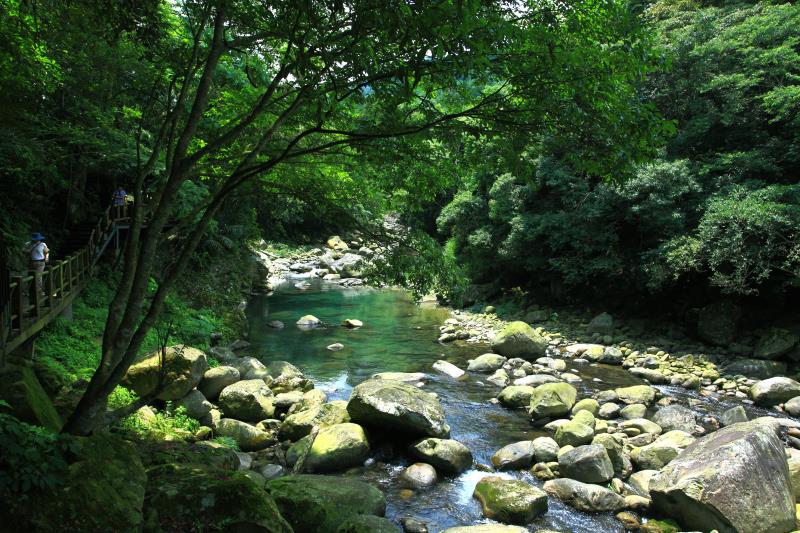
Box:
[0, 204, 130, 358]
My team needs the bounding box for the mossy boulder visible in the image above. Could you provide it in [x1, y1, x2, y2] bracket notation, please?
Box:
[614, 384, 657, 406]
[280, 401, 350, 441]
[754, 328, 799, 360]
[558, 444, 614, 483]
[336, 514, 399, 533]
[497, 385, 536, 409]
[218, 379, 276, 422]
[303, 423, 370, 472]
[467, 353, 507, 373]
[347, 379, 450, 438]
[630, 430, 694, 471]
[266, 474, 386, 533]
[136, 440, 240, 470]
[491, 321, 548, 359]
[473, 476, 548, 524]
[122, 344, 208, 401]
[554, 420, 594, 447]
[198, 365, 240, 400]
[410, 437, 473, 475]
[0, 364, 62, 431]
[143, 463, 292, 533]
[528, 383, 577, 421]
[650, 418, 795, 533]
[543, 478, 626, 512]
[750, 377, 800, 406]
[491, 440, 536, 470]
[216, 418, 277, 451]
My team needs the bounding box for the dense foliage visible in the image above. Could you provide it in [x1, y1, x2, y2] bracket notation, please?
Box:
[430, 0, 800, 306]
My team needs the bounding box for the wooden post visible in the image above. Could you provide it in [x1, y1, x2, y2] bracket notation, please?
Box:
[11, 277, 22, 330]
[31, 276, 40, 319]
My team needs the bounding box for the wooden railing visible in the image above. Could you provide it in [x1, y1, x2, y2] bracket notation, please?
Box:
[0, 203, 130, 358]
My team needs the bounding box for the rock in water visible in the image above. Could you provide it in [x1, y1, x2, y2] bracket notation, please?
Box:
[498, 386, 537, 409]
[491, 321, 548, 359]
[303, 423, 370, 473]
[651, 405, 696, 433]
[473, 476, 548, 524]
[267, 320, 285, 328]
[542, 478, 626, 512]
[400, 463, 438, 489]
[440, 526, 528, 533]
[343, 318, 363, 328]
[347, 379, 450, 438]
[327, 343, 344, 351]
[433, 360, 465, 379]
[122, 344, 208, 401]
[750, 376, 800, 406]
[491, 441, 536, 470]
[650, 417, 795, 533]
[296, 314, 321, 327]
[558, 445, 614, 483]
[467, 353, 507, 373]
[410, 438, 473, 475]
[528, 383, 578, 420]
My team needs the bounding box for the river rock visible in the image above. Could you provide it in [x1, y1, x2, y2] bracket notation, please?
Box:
[621, 418, 662, 436]
[266, 475, 386, 533]
[754, 328, 799, 360]
[543, 478, 626, 512]
[400, 463, 438, 489]
[280, 401, 350, 441]
[487, 369, 510, 387]
[176, 389, 213, 419]
[234, 357, 268, 379]
[326, 235, 349, 251]
[785, 396, 800, 417]
[512, 374, 560, 387]
[651, 405, 696, 433]
[491, 321, 548, 359]
[528, 383, 578, 420]
[473, 476, 548, 525]
[554, 419, 594, 447]
[620, 404, 646, 420]
[558, 444, 614, 483]
[342, 318, 363, 328]
[614, 385, 657, 406]
[327, 343, 344, 351]
[587, 312, 613, 335]
[591, 433, 625, 473]
[720, 405, 748, 426]
[267, 360, 304, 379]
[532, 436, 560, 463]
[628, 367, 668, 384]
[750, 377, 800, 406]
[497, 386, 536, 409]
[267, 320, 285, 328]
[724, 358, 788, 379]
[433, 360, 465, 379]
[218, 379, 276, 422]
[297, 315, 323, 329]
[410, 438, 473, 475]
[628, 469, 658, 498]
[216, 418, 276, 451]
[372, 372, 426, 383]
[650, 417, 795, 533]
[199, 366, 240, 400]
[597, 403, 621, 419]
[468, 353, 507, 373]
[630, 430, 695, 470]
[122, 344, 208, 401]
[303, 423, 370, 473]
[347, 379, 450, 438]
[491, 441, 536, 470]
[572, 398, 600, 416]
[440, 526, 528, 533]
[336, 515, 398, 533]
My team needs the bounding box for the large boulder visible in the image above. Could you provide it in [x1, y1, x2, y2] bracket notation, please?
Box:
[497, 386, 536, 409]
[218, 379, 276, 422]
[754, 328, 799, 360]
[176, 389, 213, 419]
[331, 253, 364, 277]
[266, 475, 386, 533]
[586, 312, 613, 335]
[491, 441, 536, 470]
[723, 358, 787, 379]
[216, 418, 277, 451]
[542, 478, 626, 512]
[558, 445, 614, 483]
[650, 418, 795, 533]
[280, 401, 350, 441]
[651, 405, 696, 433]
[303, 423, 370, 473]
[122, 345, 208, 401]
[528, 383, 577, 421]
[347, 379, 450, 438]
[410, 438, 473, 475]
[473, 476, 548, 525]
[630, 430, 695, 470]
[400, 462, 437, 489]
[554, 419, 594, 447]
[491, 321, 548, 359]
[750, 377, 800, 406]
[467, 353, 507, 373]
[198, 365, 240, 400]
[144, 463, 292, 533]
[697, 301, 741, 346]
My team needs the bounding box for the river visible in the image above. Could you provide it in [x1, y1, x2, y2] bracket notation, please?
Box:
[246, 278, 776, 532]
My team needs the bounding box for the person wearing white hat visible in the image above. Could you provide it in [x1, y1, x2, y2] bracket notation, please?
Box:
[29, 232, 49, 297]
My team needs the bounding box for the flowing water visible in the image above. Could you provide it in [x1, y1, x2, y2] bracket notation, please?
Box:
[246, 278, 776, 533]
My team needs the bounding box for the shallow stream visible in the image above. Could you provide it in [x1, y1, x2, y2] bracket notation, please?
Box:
[246, 279, 774, 532]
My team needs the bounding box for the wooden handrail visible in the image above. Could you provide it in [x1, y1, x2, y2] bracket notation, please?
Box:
[0, 202, 132, 357]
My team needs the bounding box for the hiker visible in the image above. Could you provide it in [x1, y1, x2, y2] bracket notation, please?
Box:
[28, 232, 49, 297]
[112, 185, 127, 218]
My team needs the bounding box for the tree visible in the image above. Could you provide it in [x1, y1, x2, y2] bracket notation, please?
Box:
[61, 0, 661, 434]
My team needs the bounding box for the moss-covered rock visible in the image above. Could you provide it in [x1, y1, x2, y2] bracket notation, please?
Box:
[216, 418, 277, 451]
[218, 379, 276, 422]
[304, 423, 370, 472]
[266, 474, 386, 533]
[336, 514, 399, 532]
[614, 384, 657, 406]
[491, 321, 548, 359]
[410, 437, 473, 475]
[347, 379, 450, 438]
[473, 476, 548, 524]
[0, 364, 62, 431]
[280, 401, 350, 441]
[528, 383, 577, 421]
[122, 345, 208, 401]
[135, 440, 240, 470]
[143, 463, 292, 533]
[497, 385, 536, 409]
